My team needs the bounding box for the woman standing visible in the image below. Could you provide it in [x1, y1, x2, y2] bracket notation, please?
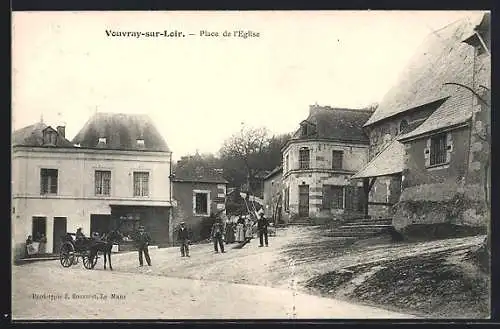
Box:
[225, 218, 235, 244]
[39, 233, 47, 254]
[244, 216, 253, 240]
[236, 215, 245, 243]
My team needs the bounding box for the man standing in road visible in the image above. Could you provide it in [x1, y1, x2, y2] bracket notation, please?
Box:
[136, 225, 152, 266]
[211, 217, 225, 253]
[258, 213, 269, 247]
[178, 222, 190, 257]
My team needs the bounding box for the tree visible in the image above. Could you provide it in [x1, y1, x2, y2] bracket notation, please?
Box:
[219, 124, 271, 196]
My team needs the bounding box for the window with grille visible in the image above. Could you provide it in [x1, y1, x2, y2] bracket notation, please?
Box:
[430, 134, 447, 166]
[332, 150, 343, 170]
[195, 192, 208, 215]
[133, 172, 149, 196]
[299, 148, 310, 169]
[285, 154, 289, 172]
[40, 169, 58, 194]
[95, 170, 111, 196]
[322, 185, 344, 209]
[399, 120, 409, 134]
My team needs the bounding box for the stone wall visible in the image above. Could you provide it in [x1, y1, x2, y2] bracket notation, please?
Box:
[172, 182, 226, 242]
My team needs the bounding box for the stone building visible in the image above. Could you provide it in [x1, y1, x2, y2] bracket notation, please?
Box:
[171, 156, 228, 242]
[12, 113, 174, 259]
[352, 13, 490, 237]
[281, 105, 373, 223]
[262, 166, 283, 223]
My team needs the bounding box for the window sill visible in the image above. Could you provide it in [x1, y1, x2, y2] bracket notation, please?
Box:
[40, 193, 57, 196]
[193, 213, 210, 217]
[426, 163, 450, 171]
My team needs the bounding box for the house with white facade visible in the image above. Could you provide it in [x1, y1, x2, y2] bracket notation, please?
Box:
[281, 105, 373, 223]
[12, 113, 173, 260]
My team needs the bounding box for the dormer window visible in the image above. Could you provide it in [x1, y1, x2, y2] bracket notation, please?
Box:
[43, 129, 57, 146]
[300, 121, 316, 137]
[301, 124, 308, 137]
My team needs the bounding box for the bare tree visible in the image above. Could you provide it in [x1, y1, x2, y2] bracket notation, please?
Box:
[219, 124, 270, 195]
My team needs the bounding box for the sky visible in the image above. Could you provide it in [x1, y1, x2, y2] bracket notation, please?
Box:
[12, 10, 483, 160]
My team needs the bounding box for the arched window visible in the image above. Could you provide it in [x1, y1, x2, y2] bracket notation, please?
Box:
[399, 120, 409, 133]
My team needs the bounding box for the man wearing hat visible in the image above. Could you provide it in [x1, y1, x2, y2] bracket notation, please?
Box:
[257, 213, 269, 247]
[210, 216, 225, 253]
[177, 221, 190, 257]
[136, 225, 152, 266]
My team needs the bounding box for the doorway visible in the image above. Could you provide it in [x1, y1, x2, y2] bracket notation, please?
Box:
[299, 185, 309, 218]
[53, 217, 67, 253]
[90, 214, 112, 236]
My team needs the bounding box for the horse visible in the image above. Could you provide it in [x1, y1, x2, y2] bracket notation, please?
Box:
[88, 230, 123, 271]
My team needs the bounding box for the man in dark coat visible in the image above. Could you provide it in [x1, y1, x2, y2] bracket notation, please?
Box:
[257, 213, 269, 247]
[136, 225, 152, 266]
[211, 217, 225, 253]
[178, 222, 190, 257]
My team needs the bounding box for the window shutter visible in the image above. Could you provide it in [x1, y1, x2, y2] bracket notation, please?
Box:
[193, 192, 197, 214]
[424, 138, 431, 167]
[446, 132, 453, 163]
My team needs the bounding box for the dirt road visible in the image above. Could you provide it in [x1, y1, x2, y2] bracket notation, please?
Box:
[12, 227, 415, 320]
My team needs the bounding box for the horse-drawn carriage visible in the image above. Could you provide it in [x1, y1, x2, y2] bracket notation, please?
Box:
[59, 233, 101, 269]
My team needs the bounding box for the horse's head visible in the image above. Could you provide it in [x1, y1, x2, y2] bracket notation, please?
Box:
[106, 230, 123, 244]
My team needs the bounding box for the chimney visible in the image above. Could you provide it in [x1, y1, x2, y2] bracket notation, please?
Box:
[309, 103, 321, 115]
[56, 126, 66, 138]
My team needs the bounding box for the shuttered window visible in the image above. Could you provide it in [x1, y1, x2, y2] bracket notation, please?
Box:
[322, 185, 344, 209]
[284, 187, 290, 211]
[299, 148, 310, 169]
[332, 150, 343, 170]
[40, 169, 58, 194]
[133, 172, 149, 196]
[95, 170, 111, 196]
[195, 192, 208, 215]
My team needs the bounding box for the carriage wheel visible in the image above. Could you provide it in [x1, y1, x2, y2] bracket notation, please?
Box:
[60, 242, 75, 268]
[83, 252, 97, 270]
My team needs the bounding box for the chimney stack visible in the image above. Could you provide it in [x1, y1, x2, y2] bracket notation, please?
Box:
[309, 103, 321, 115]
[56, 126, 66, 138]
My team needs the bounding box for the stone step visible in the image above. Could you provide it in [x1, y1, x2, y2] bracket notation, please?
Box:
[340, 224, 393, 229]
[343, 218, 393, 225]
[324, 231, 380, 238]
[332, 228, 391, 235]
[343, 222, 393, 228]
[329, 226, 392, 235]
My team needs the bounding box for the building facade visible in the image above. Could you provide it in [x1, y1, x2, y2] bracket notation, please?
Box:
[12, 113, 173, 260]
[262, 166, 283, 223]
[172, 171, 228, 242]
[352, 13, 490, 237]
[281, 105, 373, 223]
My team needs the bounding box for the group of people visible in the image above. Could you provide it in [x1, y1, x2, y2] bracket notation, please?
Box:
[74, 226, 152, 267]
[175, 212, 271, 257]
[210, 212, 271, 254]
[224, 215, 253, 244]
[25, 233, 47, 257]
